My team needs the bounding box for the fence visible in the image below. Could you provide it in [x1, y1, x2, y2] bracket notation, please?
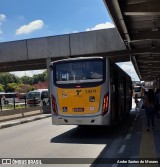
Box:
[0, 96, 50, 112]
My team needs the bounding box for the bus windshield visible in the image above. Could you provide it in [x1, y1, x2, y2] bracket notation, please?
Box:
[55, 59, 104, 84]
[134, 87, 141, 92]
[27, 92, 40, 99]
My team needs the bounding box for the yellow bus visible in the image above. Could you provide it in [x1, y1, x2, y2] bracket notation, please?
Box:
[50, 57, 132, 126]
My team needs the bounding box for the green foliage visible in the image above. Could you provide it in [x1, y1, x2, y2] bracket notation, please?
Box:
[43, 70, 47, 81]
[20, 76, 34, 85]
[7, 83, 17, 92]
[15, 84, 34, 93]
[0, 84, 4, 92]
[0, 70, 48, 93]
[0, 73, 19, 91]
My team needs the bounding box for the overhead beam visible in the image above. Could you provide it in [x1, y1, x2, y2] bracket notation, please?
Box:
[131, 55, 142, 80]
[137, 60, 160, 63]
[140, 73, 160, 75]
[124, 0, 160, 16]
[0, 29, 126, 63]
[131, 31, 160, 41]
[126, 0, 153, 5]
[105, 50, 130, 57]
[131, 47, 160, 55]
[141, 73, 159, 75]
[104, 0, 141, 80]
[139, 66, 160, 69]
[0, 59, 46, 72]
[140, 71, 160, 73]
[103, 0, 131, 43]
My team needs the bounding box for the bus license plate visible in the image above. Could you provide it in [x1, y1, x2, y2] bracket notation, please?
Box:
[74, 108, 84, 112]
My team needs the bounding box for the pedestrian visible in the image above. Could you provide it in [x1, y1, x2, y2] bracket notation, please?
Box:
[135, 94, 138, 110]
[142, 90, 147, 110]
[2, 95, 6, 104]
[156, 89, 160, 118]
[144, 89, 155, 131]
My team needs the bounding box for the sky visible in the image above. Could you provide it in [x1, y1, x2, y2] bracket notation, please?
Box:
[0, 0, 139, 80]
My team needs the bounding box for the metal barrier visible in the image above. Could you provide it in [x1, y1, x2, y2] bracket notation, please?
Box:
[0, 97, 50, 112]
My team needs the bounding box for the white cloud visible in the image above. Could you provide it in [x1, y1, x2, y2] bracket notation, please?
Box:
[0, 14, 6, 22]
[10, 70, 45, 77]
[72, 30, 78, 33]
[86, 22, 115, 31]
[0, 14, 6, 35]
[16, 20, 44, 35]
[117, 62, 140, 81]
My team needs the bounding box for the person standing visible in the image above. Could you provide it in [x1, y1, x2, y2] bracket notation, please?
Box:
[144, 89, 155, 131]
[2, 95, 6, 104]
[156, 89, 160, 118]
[135, 94, 138, 110]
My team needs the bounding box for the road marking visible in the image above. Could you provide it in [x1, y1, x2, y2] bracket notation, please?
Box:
[118, 145, 126, 154]
[125, 134, 131, 140]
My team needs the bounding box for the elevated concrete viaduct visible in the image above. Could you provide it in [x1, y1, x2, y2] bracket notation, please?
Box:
[0, 28, 129, 72]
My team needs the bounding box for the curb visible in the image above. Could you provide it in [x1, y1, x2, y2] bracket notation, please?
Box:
[0, 114, 51, 129]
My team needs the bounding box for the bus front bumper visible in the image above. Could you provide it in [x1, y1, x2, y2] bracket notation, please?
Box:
[52, 114, 110, 126]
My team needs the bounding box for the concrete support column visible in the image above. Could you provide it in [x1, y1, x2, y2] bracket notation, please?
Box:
[46, 58, 51, 95]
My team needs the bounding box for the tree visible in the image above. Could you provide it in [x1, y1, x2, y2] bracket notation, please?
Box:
[43, 70, 48, 81]
[20, 76, 34, 85]
[15, 84, 34, 93]
[32, 71, 47, 84]
[0, 71, 48, 92]
[7, 83, 17, 92]
[0, 84, 4, 92]
[0, 73, 20, 92]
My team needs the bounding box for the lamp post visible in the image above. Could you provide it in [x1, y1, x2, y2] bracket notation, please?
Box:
[24, 71, 27, 108]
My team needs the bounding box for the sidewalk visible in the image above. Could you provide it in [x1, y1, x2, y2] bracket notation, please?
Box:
[0, 111, 51, 129]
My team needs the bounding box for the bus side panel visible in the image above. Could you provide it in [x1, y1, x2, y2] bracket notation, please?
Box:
[125, 77, 132, 115]
[109, 62, 132, 125]
[109, 63, 123, 124]
[109, 63, 116, 125]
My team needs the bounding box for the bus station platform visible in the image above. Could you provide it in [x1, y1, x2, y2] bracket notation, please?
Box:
[138, 109, 160, 166]
[133, 100, 160, 164]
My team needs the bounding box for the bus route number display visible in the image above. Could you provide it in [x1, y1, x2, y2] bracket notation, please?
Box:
[72, 63, 86, 70]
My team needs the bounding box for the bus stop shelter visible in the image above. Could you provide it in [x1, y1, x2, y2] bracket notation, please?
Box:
[104, 0, 160, 87]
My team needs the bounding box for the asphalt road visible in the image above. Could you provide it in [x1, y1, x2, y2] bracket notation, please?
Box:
[0, 107, 140, 167]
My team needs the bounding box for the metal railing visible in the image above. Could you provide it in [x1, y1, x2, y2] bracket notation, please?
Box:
[0, 97, 50, 111]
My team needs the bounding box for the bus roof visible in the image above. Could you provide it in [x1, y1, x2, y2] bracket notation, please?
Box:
[51, 56, 104, 64]
[28, 89, 48, 93]
[0, 92, 16, 94]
